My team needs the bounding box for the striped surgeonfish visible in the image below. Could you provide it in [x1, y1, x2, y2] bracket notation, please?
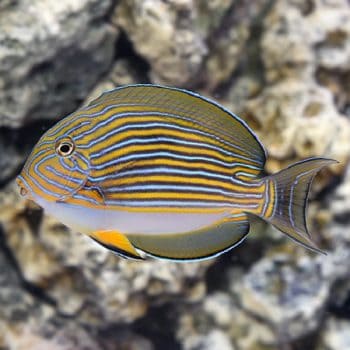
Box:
[17, 84, 336, 261]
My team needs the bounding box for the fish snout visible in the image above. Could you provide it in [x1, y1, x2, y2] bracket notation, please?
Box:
[16, 176, 32, 199]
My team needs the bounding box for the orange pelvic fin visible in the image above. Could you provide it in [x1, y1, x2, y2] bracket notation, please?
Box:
[90, 230, 144, 260]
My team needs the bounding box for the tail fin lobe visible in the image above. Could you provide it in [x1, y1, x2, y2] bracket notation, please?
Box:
[264, 158, 337, 254]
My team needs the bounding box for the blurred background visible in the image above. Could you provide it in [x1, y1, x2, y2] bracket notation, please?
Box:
[1, 0, 350, 349]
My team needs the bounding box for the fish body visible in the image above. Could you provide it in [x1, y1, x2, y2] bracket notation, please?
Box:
[17, 85, 335, 261]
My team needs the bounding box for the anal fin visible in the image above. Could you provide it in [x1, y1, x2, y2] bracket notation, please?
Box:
[90, 230, 144, 260]
[128, 215, 250, 261]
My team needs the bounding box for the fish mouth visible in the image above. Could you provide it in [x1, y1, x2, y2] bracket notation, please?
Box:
[16, 175, 33, 200]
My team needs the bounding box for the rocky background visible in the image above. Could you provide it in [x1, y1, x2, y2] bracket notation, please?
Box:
[0, 0, 350, 349]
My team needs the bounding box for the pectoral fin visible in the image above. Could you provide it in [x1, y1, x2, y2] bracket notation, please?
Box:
[90, 230, 144, 260]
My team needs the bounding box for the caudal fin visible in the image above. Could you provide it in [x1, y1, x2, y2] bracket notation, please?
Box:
[263, 158, 337, 254]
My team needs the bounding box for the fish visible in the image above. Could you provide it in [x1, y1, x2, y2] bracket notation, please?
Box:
[16, 84, 336, 261]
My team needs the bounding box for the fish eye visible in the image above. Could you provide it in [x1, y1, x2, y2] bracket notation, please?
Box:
[55, 138, 75, 157]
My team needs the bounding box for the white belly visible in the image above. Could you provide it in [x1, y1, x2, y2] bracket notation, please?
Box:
[35, 196, 232, 235]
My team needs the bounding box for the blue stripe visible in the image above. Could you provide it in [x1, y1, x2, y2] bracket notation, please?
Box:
[104, 199, 259, 209]
[91, 151, 260, 172]
[104, 183, 263, 199]
[90, 165, 263, 189]
[45, 166, 82, 184]
[30, 155, 71, 198]
[100, 84, 266, 159]
[90, 136, 261, 171]
[47, 103, 133, 137]
[81, 120, 235, 158]
[75, 110, 260, 166]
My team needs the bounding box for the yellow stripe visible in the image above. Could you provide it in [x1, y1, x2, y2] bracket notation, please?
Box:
[38, 164, 83, 189]
[72, 108, 165, 143]
[85, 114, 253, 161]
[91, 125, 214, 152]
[264, 179, 275, 218]
[94, 160, 260, 187]
[47, 105, 149, 140]
[82, 115, 167, 143]
[117, 157, 235, 175]
[94, 143, 236, 168]
[105, 191, 260, 205]
[103, 173, 265, 194]
[104, 174, 227, 188]
[89, 123, 255, 164]
[25, 175, 58, 201]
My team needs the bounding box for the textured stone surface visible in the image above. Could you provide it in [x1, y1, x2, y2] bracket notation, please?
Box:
[318, 317, 350, 350]
[1, 0, 350, 349]
[233, 255, 329, 341]
[113, 0, 207, 85]
[242, 0, 350, 174]
[0, 134, 23, 184]
[0, 0, 117, 127]
[190, 330, 235, 350]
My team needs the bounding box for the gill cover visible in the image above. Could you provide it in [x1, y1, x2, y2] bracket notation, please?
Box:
[18, 119, 93, 202]
[52, 136, 91, 201]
